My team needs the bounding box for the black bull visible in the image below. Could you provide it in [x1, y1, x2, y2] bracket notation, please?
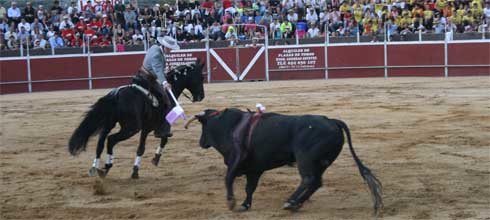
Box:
[185, 108, 383, 215]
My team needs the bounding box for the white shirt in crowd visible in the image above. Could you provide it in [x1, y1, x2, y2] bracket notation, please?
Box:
[8, 6, 21, 19]
[287, 13, 298, 23]
[17, 21, 30, 32]
[132, 33, 144, 41]
[194, 24, 203, 35]
[484, 6, 490, 19]
[308, 26, 320, 38]
[59, 20, 74, 30]
[270, 21, 280, 33]
[306, 9, 318, 24]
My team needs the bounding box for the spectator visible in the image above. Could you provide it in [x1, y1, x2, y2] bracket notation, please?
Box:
[30, 18, 45, 32]
[484, 3, 490, 29]
[71, 33, 83, 47]
[100, 14, 112, 35]
[0, 18, 8, 32]
[33, 34, 47, 49]
[307, 23, 320, 38]
[18, 26, 30, 46]
[83, 0, 96, 19]
[50, 0, 63, 15]
[61, 25, 75, 45]
[280, 19, 293, 38]
[75, 16, 87, 33]
[88, 17, 101, 33]
[132, 29, 144, 44]
[18, 18, 31, 32]
[7, 35, 18, 49]
[36, 5, 46, 21]
[116, 38, 125, 52]
[124, 5, 137, 30]
[5, 25, 17, 41]
[49, 32, 64, 48]
[270, 18, 281, 39]
[24, 2, 36, 23]
[0, 3, 6, 20]
[7, 2, 21, 25]
[67, 1, 79, 16]
[59, 15, 74, 30]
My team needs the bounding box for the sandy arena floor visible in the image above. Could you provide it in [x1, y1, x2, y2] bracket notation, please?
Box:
[1, 77, 489, 220]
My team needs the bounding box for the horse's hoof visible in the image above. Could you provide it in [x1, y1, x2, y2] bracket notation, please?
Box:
[227, 198, 236, 210]
[97, 169, 107, 178]
[131, 166, 139, 179]
[88, 167, 98, 177]
[236, 205, 250, 212]
[282, 201, 302, 211]
[151, 154, 161, 167]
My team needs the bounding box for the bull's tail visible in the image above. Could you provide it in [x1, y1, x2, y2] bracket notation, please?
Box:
[68, 92, 117, 156]
[333, 119, 383, 216]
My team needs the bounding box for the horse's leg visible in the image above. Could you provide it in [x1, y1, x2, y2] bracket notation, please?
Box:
[151, 137, 168, 166]
[106, 123, 140, 177]
[131, 130, 151, 179]
[88, 128, 112, 177]
[100, 121, 117, 177]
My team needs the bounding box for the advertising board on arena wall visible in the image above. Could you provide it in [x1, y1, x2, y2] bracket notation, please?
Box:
[268, 46, 325, 80]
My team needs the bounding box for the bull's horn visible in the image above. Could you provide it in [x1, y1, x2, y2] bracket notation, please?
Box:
[184, 116, 198, 129]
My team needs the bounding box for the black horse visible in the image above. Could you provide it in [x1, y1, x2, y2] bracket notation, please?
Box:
[68, 61, 205, 179]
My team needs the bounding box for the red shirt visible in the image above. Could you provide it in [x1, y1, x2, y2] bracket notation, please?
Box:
[71, 37, 83, 47]
[202, 1, 214, 9]
[223, 0, 232, 9]
[84, 29, 96, 38]
[75, 21, 87, 32]
[61, 28, 75, 41]
[101, 19, 112, 28]
[88, 20, 102, 29]
[98, 37, 111, 47]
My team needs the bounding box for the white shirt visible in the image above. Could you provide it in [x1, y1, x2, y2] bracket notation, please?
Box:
[484, 7, 490, 18]
[184, 23, 194, 33]
[194, 24, 203, 35]
[7, 6, 21, 19]
[287, 13, 298, 23]
[270, 22, 280, 32]
[18, 22, 31, 32]
[308, 27, 320, 38]
[306, 10, 318, 24]
[132, 33, 144, 41]
[59, 21, 74, 30]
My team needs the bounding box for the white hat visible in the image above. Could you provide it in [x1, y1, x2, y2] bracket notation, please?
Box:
[157, 36, 180, 50]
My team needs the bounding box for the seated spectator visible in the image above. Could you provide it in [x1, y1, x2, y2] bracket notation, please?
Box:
[308, 23, 320, 38]
[18, 18, 31, 32]
[0, 18, 9, 32]
[0, 32, 5, 50]
[124, 5, 137, 30]
[280, 19, 293, 38]
[51, 0, 63, 15]
[59, 15, 74, 30]
[98, 34, 111, 47]
[71, 33, 83, 47]
[88, 17, 101, 33]
[116, 38, 125, 52]
[132, 29, 144, 44]
[33, 34, 47, 49]
[100, 14, 112, 35]
[7, 35, 18, 49]
[61, 25, 75, 45]
[49, 32, 64, 48]
[67, 1, 79, 16]
[0, 3, 6, 21]
[30, 18, 45, 32]
[24, 2, 36, 23]
[75, 16, 87, 33]
[270, 18, 281, 39]
[225, 25, 238, 39]
[7, 2, 21, 26]
[36, 5, 46, 21]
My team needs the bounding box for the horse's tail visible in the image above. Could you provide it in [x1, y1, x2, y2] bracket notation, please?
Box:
[332, 119, 384, 216]
[68, 92, 117, 156]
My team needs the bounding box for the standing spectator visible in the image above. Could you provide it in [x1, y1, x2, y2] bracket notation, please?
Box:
[24, 2, 36, 23]
[59, 15, 74, 30]
[7, 2, 22, 26]
[124, 6, 137, 30]
[0, 3, 6, 21]
[51, 0, 63, 15]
